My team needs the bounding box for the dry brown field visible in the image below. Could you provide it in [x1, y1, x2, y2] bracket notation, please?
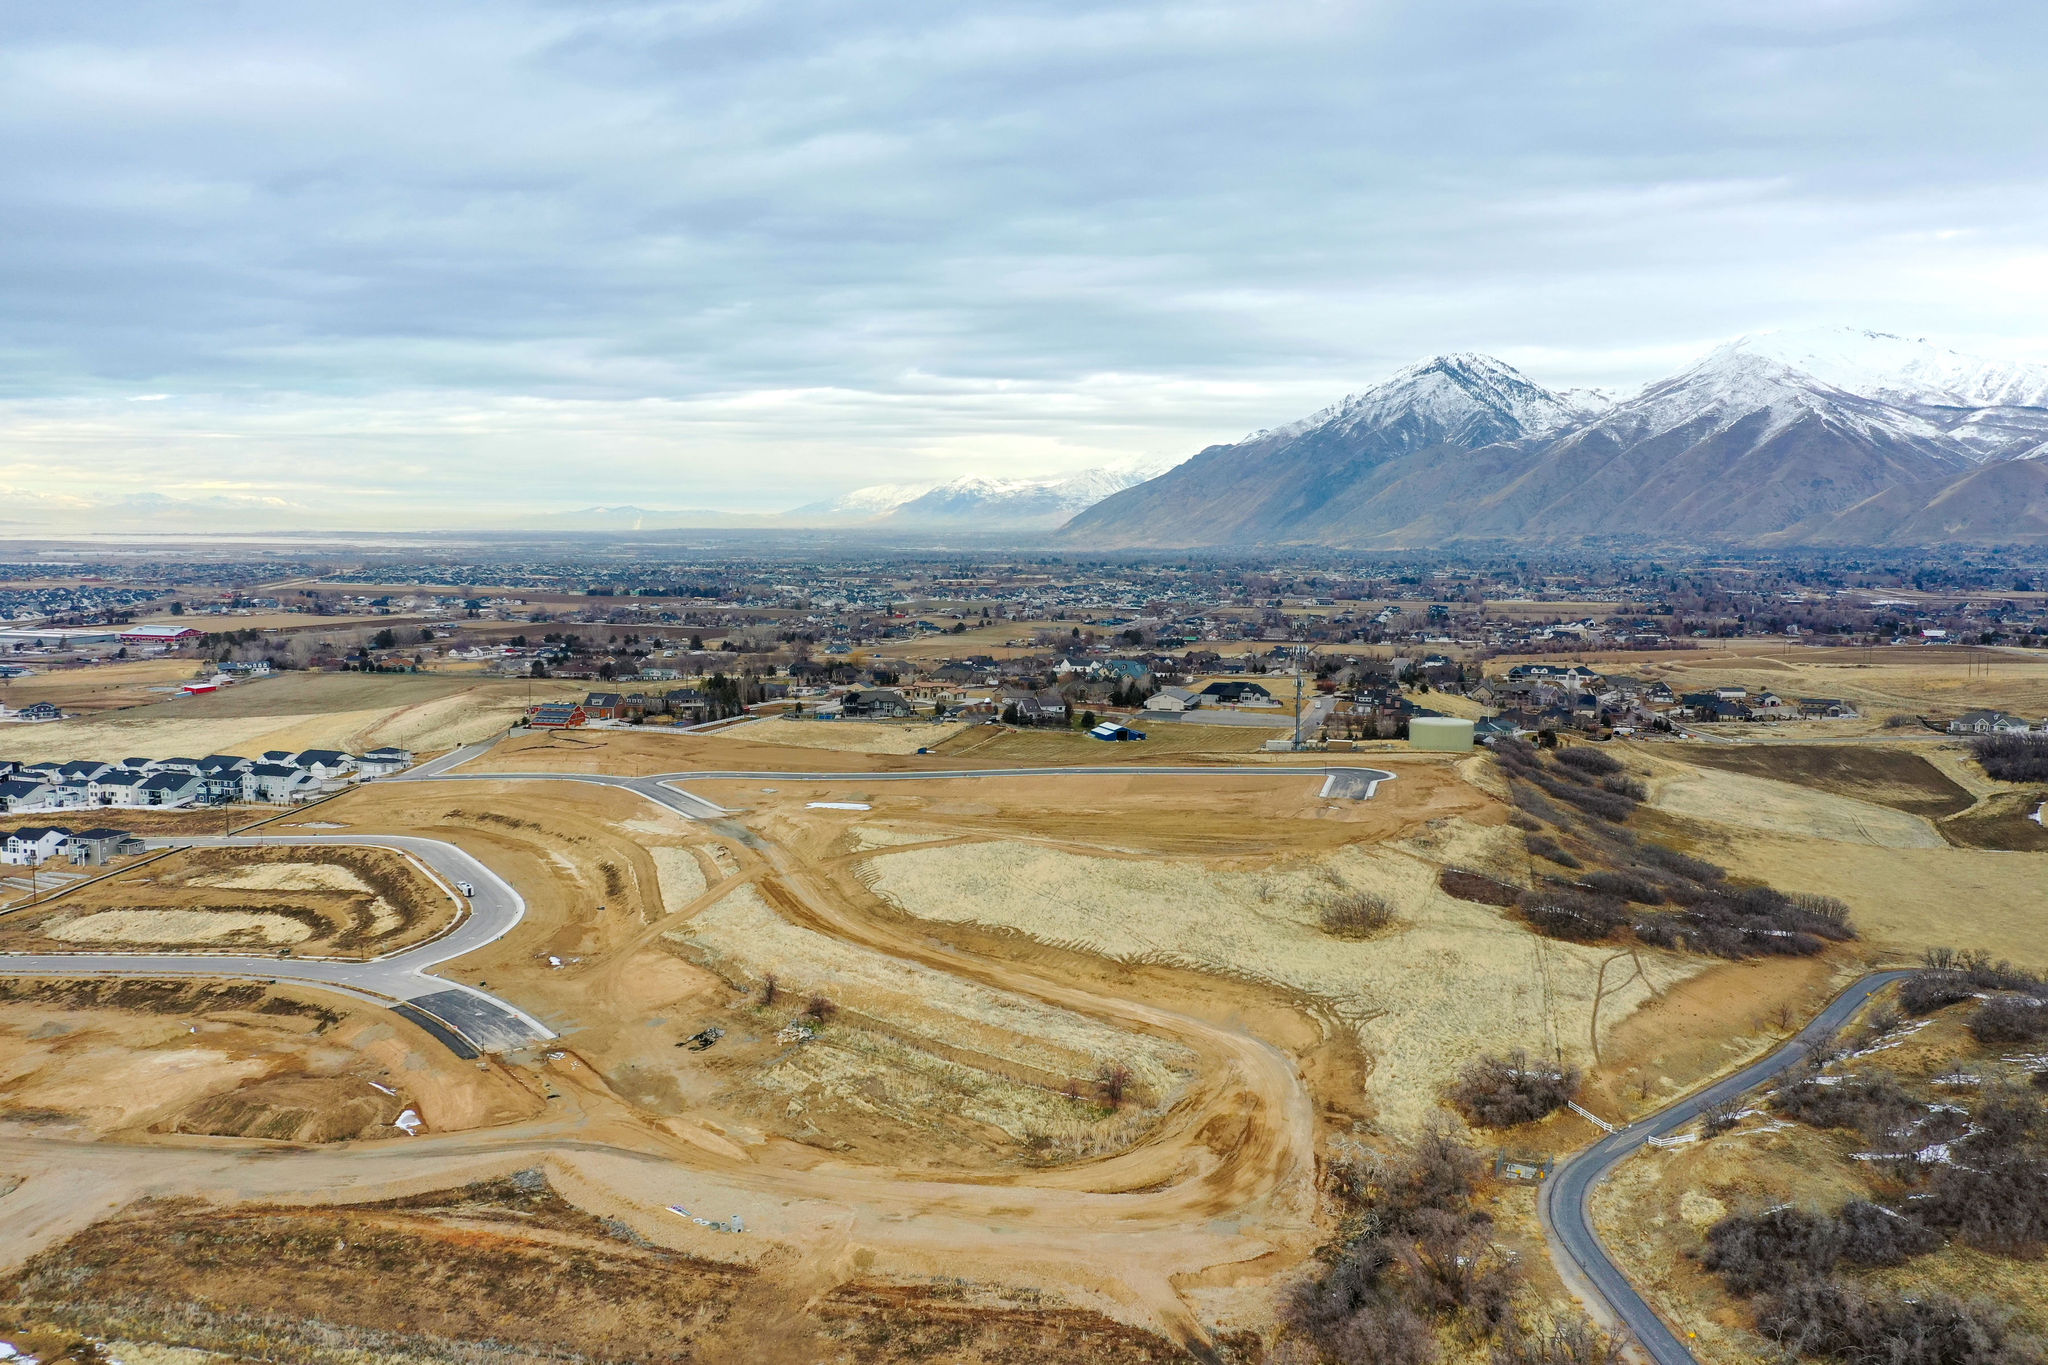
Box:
[0, 658, 203, 715]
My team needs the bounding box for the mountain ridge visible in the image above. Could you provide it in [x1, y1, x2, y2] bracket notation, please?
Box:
[1059, 329, 2046, 548]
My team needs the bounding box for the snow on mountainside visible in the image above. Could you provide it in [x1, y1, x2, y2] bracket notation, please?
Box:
[1731, 326, 2048, 410]
[789, 455, 1184, 526]
[1591, 344, 1951, 447]
[1253, 353, 1607, 451]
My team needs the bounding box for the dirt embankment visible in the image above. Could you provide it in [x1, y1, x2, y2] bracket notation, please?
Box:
[0, 845, 456, 958]
[0, 1174, 1198, 1365]
[0, 977, 537, 1141]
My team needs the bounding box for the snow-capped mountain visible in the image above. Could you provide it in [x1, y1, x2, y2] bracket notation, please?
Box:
[1062, 354, 1614, 546]
[1717, 327, 2048, 457]
[787, 455, 1183, 529]
[1730, 326, 2048, 412]
[1064, 333, 2041, 548]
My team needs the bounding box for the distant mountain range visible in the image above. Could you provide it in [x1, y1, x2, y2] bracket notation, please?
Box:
[1060, 328, 2048, 547]
[789, 456, 1184, 529]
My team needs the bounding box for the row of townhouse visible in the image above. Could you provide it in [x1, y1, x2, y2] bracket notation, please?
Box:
[0, 746, 413, 814]
[1, 824, 144, 866]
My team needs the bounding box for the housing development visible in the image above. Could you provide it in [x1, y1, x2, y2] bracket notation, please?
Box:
[0, 542, 2043, 1365]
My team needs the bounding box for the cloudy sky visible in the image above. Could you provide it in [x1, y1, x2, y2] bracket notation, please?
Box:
[3, 0, 2046, 527]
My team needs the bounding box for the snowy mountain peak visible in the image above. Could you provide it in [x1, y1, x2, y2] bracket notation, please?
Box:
[1610, 340, 1948, 446]
[1261, 352, 1604, 453]
[1722, 326, 2048, 411]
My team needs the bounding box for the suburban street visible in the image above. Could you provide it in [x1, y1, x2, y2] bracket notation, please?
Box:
[1539, 969, 1918, 1365]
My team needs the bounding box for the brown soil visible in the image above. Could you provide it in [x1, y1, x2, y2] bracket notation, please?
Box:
[0, 845, 455, 958]
[1673, 743, 1974, 818]
[1937, 788, 2048, 852]
[0, 1176, 1199, 1365]
[0, 977, 537, 1140]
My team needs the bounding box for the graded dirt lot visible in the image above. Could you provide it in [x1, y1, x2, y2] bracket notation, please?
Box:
[0, 977, 535, 1142]
[0, 845, 456, 958]
[0, 658, 203, 716]
[0, 672, 581, 763]
[11, 713, 2037, 1362]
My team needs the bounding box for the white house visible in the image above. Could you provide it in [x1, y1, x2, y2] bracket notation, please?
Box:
[243, 764, 321, 803]
[1, 825, 72, 865]
[355, 747, 414, 777]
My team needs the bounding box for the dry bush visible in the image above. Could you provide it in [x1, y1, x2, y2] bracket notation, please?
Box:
[1581, 869, 1664, 904]
[1523, 833, 1581, 868]
[1974, 996, 2048, 1046]
[1907, 950, 2045, 1016]
[1516, 889, 1626, 943]
[1449, 1050, 1579, 1128]
[1491, 1315, 1628, 1365]
[1439, 868, 1520, 907]
[1554, 747, 1623, 777]
[1883, 712, 1920, 728]
[1319, 891, 1397, 940]
[1970, 732, 2048, 783]
[1771, 1071, 1919, 1143]
[1286, 1131, 1509, 1365]
[1752, 1277, 2035, 1365]
[802, 994, 838, 1024]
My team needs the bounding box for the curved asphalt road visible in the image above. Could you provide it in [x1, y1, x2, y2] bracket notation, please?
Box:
[0, 833, 556, 1057]
[1539, 969, 1916, 1365]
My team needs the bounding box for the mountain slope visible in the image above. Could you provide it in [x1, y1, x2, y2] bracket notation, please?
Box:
[1060, 354, 1595, 547]
[877, 457, 1182, 527]
[1061, 346, 1973, 547]
[1791, 457, 2048, 545]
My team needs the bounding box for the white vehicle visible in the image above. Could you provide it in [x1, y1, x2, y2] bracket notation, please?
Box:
[456, 880, 475, 898]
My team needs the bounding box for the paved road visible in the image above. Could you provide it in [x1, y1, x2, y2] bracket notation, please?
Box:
[406, 763, 1398, 809]
[0, 833, 556, 1057]
[1539, 969, 1916, 1365]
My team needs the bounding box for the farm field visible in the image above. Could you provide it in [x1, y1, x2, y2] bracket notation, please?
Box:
[0, 658, 204, 715]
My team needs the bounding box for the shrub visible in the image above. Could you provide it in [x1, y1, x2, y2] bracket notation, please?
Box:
[1553, 747, 1622, 777]
[1970, 732, 2048, 783]
[1600, 774, 1648, 800]
[1752, 1277, 2032, 1365]
[1635, 843, 1725, 883]
[1582, 870, 1664, 904]
[1771, 1071, 1919, 1144]
[1449, 1050, 1580, 1128]
[1321, 891, 1397, 939]
[1439, 868, 1521, 907]
[1517, 889, 1626, 942]
[1973, 997, 2048, 1046]
[1883, 712, 1919, 729]
[1524, 833, 1581, 868]
[1491, 1316, 1627, 1365]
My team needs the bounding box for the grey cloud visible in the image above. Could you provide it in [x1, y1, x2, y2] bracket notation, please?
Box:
[1, 0, 2045, 521]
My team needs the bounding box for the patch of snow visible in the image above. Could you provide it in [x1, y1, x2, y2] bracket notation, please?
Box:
[806, 801, 871, 810]
[393, 1108, 423, 1135]
[1729, 326, 2048, 411]
[368, 1081, 397, 1096]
